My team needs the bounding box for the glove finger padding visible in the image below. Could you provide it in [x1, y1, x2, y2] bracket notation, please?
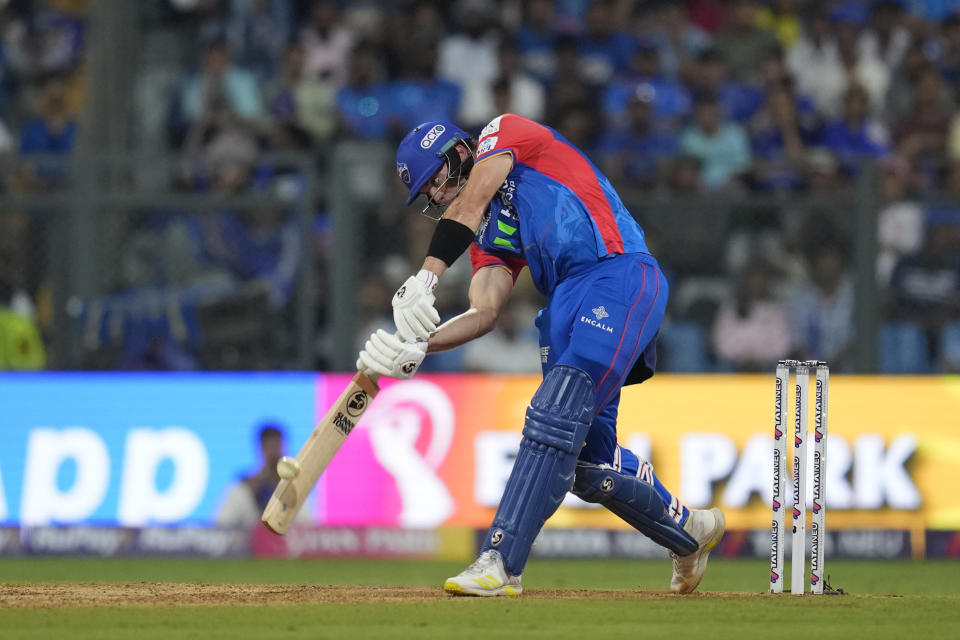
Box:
[357, 350, 389, 376]
[359, 329, 398, 375]
[362, 338, 392, 368]
[413, 301, 440, 331]
[370, 329, 401, 358]
[394, 310, 430, 342]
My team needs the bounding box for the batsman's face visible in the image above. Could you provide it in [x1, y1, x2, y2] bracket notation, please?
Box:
[422, 163, 459, 206]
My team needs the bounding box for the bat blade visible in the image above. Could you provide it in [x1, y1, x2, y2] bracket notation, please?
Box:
[261, 371, 379, 535]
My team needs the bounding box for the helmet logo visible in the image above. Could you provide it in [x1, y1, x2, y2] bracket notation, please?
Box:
[397, 162, 410, 185]
[420, 124, 446, 149]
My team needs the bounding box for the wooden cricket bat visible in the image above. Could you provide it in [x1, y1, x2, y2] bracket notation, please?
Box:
[261, 371, 380, 535]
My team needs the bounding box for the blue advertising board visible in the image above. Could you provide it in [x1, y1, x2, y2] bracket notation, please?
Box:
[0, 373, 316, 526]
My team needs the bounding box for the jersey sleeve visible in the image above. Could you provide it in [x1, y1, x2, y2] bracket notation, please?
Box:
[475, 113, 553, 168]
[469, 243, 526, 282]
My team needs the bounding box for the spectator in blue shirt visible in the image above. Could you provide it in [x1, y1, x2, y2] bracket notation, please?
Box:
[202, 205, 301, 310]
[598, 87, 680, 188]
[646, 2, 711, 81]
[887, 222, 960, 362]
[927, 164, 960, 230]
[336, 41, 396, 140]
[906, 0, 960, 23]
[747, 77, 819, 191]
[680, 92, 752, 190]
[19, 79, 76, 155]
[821, 83, 891, 175]
[602, 40, 691, 132]
[688, 48, 765, 123]
[515, 0, 560, 83]
[938, 15, 960, 86]
[390, 36, 461, 133]
[17, 76, 77, 191]
[32, 4, 85, 75]
[577, 0, 638, 85]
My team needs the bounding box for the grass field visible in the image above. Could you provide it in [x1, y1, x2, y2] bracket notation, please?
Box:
[2, 557, 959, 639]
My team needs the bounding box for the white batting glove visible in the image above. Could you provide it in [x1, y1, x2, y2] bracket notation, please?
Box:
[392, 270, 441, 342]
[357, 329, 427, 380]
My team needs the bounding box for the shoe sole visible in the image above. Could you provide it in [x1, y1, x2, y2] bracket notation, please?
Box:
[443, 579, 521, 597]
[672, 508, 726, 594]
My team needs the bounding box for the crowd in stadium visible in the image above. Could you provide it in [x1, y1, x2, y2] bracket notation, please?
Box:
[0, 0, 959, 373]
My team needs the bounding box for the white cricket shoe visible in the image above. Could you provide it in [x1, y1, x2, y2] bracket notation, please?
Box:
[670, 507, 726, 594]
[443, 550, 522, 597]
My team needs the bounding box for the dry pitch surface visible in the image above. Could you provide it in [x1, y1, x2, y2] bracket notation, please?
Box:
[0, 583, 791, 608]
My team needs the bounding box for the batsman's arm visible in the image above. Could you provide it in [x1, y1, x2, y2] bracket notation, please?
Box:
[393, 154, 513, 342]
[420, 154, 514, 277]
[427, 264, 514, 353]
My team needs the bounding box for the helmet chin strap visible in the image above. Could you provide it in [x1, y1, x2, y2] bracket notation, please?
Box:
[420, 140, 475, 220]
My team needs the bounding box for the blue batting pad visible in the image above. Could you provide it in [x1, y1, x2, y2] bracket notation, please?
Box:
[572, 463, 699, 555]
[480, 365, 594, 575]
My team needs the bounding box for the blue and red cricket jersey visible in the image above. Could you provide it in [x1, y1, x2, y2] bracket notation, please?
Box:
[468, 113, 650, 294]
[466, 113, 687, 526]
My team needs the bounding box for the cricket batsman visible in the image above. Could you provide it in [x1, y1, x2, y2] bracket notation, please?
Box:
[356, 113, 725, 596]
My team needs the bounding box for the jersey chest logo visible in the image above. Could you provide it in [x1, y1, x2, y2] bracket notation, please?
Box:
[478, 199, 521, 254]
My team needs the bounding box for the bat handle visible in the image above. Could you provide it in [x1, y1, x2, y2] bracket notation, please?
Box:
[355, 369, 381, 391]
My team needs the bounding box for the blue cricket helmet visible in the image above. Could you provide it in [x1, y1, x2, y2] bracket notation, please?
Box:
[396, 121, 472, 205]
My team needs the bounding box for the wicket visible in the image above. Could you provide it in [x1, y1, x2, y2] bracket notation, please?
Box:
[771, 359, 829, 595]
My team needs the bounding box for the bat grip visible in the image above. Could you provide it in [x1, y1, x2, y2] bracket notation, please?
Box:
[355, 369, 381, 393]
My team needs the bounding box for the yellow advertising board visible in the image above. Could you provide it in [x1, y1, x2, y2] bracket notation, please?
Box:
[546, 375, 960, 532]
